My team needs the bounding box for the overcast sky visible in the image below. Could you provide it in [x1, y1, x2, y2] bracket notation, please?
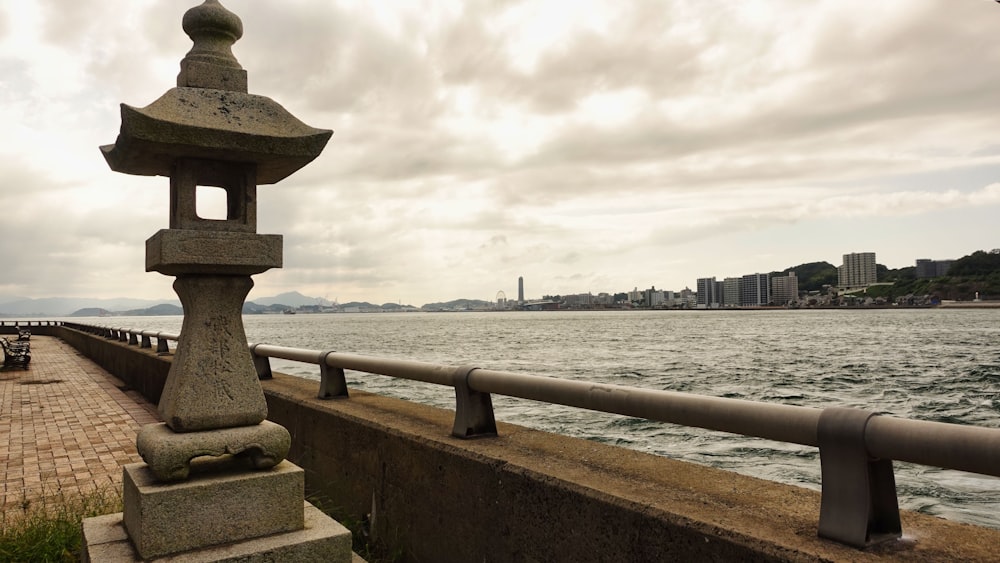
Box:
[2, 1, 999, 307]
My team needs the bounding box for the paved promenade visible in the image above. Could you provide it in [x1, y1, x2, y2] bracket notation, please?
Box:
[0, 335, 160, 511]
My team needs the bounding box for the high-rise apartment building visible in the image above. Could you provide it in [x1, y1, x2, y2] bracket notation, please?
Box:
[696, 277, 720, 308]
[741, 273, 770, 306]
[723, 277, 741, 307]
[915, 259, 954, 279]
[771, 272, 799, 305]
[838, 252, 877, 288]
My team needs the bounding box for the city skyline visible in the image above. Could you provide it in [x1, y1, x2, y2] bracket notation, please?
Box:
[431, 247, 953, 306]
[0, 242, 976, 314]
[2, 1, 999, 307]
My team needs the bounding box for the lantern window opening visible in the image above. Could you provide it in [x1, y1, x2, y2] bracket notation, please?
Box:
[168, 158, 258, 233]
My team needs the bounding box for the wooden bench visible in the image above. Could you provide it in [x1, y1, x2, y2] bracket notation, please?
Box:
[17, 327, 30, 341]
[1, 337, 30, 369]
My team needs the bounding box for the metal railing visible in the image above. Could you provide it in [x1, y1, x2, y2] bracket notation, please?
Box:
[68, 323, 179, 355]
[0, 320, 63, 327]
[67, 322, 1000, 548]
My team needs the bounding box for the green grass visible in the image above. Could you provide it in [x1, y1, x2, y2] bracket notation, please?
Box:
[0, 481, 122, 562]
[0, 481, 400, 562]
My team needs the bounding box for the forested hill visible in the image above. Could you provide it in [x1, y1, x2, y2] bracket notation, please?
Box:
[947, 250, 1000, 276]
[772, 262, 838, 292]
[872, 250, 1000, 301]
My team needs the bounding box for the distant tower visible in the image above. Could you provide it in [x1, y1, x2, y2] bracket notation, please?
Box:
[518, 276, 524, 304]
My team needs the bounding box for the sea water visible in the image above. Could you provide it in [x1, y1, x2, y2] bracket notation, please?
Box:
[73, 308, 1000, 528]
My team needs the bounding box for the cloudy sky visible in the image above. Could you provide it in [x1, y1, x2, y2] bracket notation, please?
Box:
[2, 1, 999, 307]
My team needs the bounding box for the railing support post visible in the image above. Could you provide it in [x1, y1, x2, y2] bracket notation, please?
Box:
[128, 331, 139, 346]
[155, 333, 170, 354]
[317, 350, 348, 399]
[141, 334, 152, 348]
[250, 343, 273, 380]
[817, 407, 901, 547]
[451, 366, 497, 438]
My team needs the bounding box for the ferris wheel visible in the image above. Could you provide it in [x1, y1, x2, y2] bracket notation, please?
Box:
[495, 290, 507, 309]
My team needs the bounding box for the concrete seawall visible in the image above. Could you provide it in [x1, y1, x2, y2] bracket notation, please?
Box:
[56, 325, 170, 404]
[54, 325, 1000, 562]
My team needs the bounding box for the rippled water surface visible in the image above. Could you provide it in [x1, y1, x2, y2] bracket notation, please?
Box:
[78, 308, 1000, 528]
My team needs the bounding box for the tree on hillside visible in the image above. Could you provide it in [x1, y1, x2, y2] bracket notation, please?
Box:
[882, 266, 916, 282]
[876, 264, 889, 281]
[786, 262, 838, 292]
[948, 250, 1000, 276]
[875, 263, 918, 282]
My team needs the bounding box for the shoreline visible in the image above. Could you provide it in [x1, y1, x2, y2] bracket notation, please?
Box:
[4, 302, 1000, 319]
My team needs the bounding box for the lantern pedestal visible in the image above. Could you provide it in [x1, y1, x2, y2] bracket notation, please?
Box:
[82, 463, 352, 561]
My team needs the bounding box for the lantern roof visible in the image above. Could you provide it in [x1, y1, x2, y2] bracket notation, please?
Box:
[100, 0, 332, 185]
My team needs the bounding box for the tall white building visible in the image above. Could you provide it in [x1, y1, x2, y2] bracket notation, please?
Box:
[838, 252, 877, 288]
[771, 272, 799, 305]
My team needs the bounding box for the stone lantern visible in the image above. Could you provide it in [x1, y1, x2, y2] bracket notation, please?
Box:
[84, 2, 351, 560]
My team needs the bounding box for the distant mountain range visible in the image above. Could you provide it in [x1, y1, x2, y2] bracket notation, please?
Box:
[248, 292, 334, 308]
[0, 291, 334, 317]
[0, 292, 503, 316]
[0, 296, 182, 317]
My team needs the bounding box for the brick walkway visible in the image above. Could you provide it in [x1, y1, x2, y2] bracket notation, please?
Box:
[0, 335, 160, 511]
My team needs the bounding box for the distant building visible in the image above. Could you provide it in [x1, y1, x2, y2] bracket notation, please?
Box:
[696, 277, 721, 308]
[518, 276, 524, 304]
[628, 287, 642, 303]
[838, 252, 877, 288]
[643, 287, 666, 308]
[915, 259, 954, 279]
[678, 287, 696, 308]
[741, 273, 770, 306]
[771, 272, 799, 305]
[594, 293, 614, 306]
[723, 277, 741, 308]
[663, 290, 677, 307]
[563, 293, 594, 308]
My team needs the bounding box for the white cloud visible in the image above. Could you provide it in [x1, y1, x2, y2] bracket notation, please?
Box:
[805, 184, 1000, 219]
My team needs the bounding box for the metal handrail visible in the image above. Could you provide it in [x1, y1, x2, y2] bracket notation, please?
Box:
[63, 322, 179, 353]
[66, 322, 1000, 548]
[255, 342, 1000, 477]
